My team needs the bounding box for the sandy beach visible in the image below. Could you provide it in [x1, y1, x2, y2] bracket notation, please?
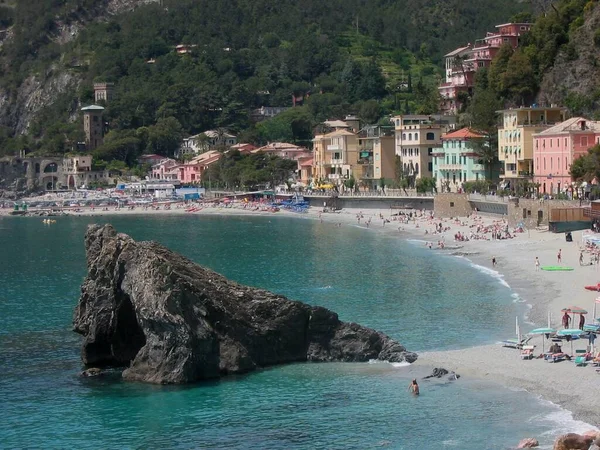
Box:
[4, 199, 600, 427]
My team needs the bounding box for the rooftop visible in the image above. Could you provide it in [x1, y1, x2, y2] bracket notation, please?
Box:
[324, 129, 356, 138]
[535, 117, 600, 135]
[81, 105, 105, 112]
[442, 128, 486, 140]
[444, 45, 472, 58]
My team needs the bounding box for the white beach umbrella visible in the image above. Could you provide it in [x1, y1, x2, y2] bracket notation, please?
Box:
[516, 317, 521, 348]
[594, 297, 600, 324]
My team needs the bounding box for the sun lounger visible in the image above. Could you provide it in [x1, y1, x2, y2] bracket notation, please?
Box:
[520, 345, 535, 360]
[501, 337, 531, 349]
[545, 352, 567, 363]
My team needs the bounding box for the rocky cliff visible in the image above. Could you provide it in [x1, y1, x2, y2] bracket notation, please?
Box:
[538, 3, 600, 113]
[0, 0, 158, 134]
[73, 224, 417, 384]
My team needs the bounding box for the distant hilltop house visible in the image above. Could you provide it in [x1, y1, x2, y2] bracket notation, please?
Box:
[175, 44, 197, 55]
[439, 22, 532, 114]
[179, 130, 237, 156]
[138, 154, 166, 166]
[63, 155, 114, 189]
[251, 106, 289, 122]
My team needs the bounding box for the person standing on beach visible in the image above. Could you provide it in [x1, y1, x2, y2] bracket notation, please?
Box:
[535, 257, 540, 271]
[579, 252, 584, 266]
[579, 314, 585, 330]
[562, 311, 571, 329]
[557, 249, 562, 264]
[492, 256, 496, 267]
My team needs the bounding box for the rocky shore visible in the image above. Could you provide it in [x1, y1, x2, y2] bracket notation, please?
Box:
[73, 224, 417, 384]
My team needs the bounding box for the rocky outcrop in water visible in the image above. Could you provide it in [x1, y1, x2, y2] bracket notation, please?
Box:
[73, 224, 417, 384]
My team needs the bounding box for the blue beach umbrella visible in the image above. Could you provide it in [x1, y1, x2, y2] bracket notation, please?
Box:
[557, 329, 585, 356]
[528, 328, 556, 353]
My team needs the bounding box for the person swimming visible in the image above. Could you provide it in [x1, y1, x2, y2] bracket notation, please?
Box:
[408, 379, 420, 395]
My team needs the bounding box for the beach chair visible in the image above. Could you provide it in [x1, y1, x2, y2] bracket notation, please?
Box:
[520, 345, 535, 360]
[501, 336, 531, 349]
[545, 352, 567, 363]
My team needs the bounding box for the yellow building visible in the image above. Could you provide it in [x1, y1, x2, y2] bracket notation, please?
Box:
[357, 126, 395, 189]
[498, 107, 567, 182]
[312, 129, 359, 186]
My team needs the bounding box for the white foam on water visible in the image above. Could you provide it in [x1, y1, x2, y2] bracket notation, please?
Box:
[533, 397, 598, 438]
[511, 293, 525, 303]
[467, 261, 511, 288]
[441, 439, 460, 447]
[390, 361, 411, 368]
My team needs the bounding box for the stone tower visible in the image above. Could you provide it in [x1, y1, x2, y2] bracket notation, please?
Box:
[93, 82, 115, 104]
[81, 105, 105, 150]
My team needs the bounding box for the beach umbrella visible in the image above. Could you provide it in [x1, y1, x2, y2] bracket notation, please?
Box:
[528, 327, 556, 353]
[594, 297, 600, 324]
[516, 317, 521, 348]
[557, 328, 585, 356]
[563, 306, 588, 315]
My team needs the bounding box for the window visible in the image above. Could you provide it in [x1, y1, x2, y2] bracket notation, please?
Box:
[426, 132, 435, 140]
[414, 133, 419, 140]
[544, 159, 546, 170]
[416, 148, 419, 156]
[582, 136, 589, 147]
[428, 162, 432, 172]
[408, 133, 412, 141]
[415, 163, 419, 174]
[550, 158, 553, 170]
[428, 148, 433, 155]
[402, 133, 406, 140]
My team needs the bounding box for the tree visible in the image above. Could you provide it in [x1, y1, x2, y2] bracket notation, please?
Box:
[501, 51, 537, 105]
[358, 100, 381, 124]
[570, 145, 600, 182]
[488, 43, 514, 95]
[415, 176, 436, 193]
[472, 137, 498, 184]
[146, 117, 184, 156]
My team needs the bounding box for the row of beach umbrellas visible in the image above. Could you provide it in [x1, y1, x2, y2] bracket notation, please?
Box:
[526, 302, 600, 354]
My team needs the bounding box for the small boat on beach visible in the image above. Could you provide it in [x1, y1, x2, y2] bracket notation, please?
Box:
[585, 284, 600, 291]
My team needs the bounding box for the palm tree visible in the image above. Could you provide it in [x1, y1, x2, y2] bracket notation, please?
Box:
[472, 136, 498, 185]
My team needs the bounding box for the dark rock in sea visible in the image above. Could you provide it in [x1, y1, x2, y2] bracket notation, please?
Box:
[73, 224, 418, 384]
[423, 367, 460, 381]
[80, 367, 103, 377]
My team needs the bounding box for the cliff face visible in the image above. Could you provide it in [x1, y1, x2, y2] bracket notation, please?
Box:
[537, 3, 600, 112]
[73, 224, 417, 384]
[0, 0, 158, 134]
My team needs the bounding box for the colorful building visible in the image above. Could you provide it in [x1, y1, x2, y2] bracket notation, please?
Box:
[180, 130, 237, 156]
[439, 23, 532, 114]
[356, 126, 395, 189]
[533, 117, 600, 195]
[392, 114, 456, 181]
[498, 106, 567, 187]
[312, 129, 360, 186]
[431, 128, 488, 192]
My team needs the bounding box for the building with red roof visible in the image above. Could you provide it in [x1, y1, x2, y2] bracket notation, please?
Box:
[432, 128, 492, 192]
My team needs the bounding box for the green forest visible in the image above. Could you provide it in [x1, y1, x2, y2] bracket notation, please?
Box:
[0, 0, 529, 165]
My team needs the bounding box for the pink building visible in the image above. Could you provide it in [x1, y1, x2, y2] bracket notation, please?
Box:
[151, 158, 179, 180]
[533, 118, 600, 194]
[439, 23, 531, 114]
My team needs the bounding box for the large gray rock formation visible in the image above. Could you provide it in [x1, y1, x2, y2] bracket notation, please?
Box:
[73, 224, 417, 384]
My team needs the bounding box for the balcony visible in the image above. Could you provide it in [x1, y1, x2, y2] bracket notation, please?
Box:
[329, 159, 344, 165]
[357, 158, 373, 165]
[437, 164, 462, 171]
[472, 164, 485, 171]
[328, 173, 341, 180]
[326, 144, 342, 152]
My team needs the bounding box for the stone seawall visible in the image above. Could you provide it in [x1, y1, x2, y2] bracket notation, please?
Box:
[305, 195, 434, 211]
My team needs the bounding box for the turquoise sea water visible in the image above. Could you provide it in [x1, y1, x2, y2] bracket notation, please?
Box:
[0, 215, 589, 449]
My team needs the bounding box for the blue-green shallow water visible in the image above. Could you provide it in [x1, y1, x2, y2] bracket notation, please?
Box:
[0, 215, 588, 449]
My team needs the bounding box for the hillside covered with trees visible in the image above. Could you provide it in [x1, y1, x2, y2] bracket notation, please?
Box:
[0, 0, 529, 165]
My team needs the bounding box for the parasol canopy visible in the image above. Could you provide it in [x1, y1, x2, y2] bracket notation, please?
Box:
[562, 306, 588, 315]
